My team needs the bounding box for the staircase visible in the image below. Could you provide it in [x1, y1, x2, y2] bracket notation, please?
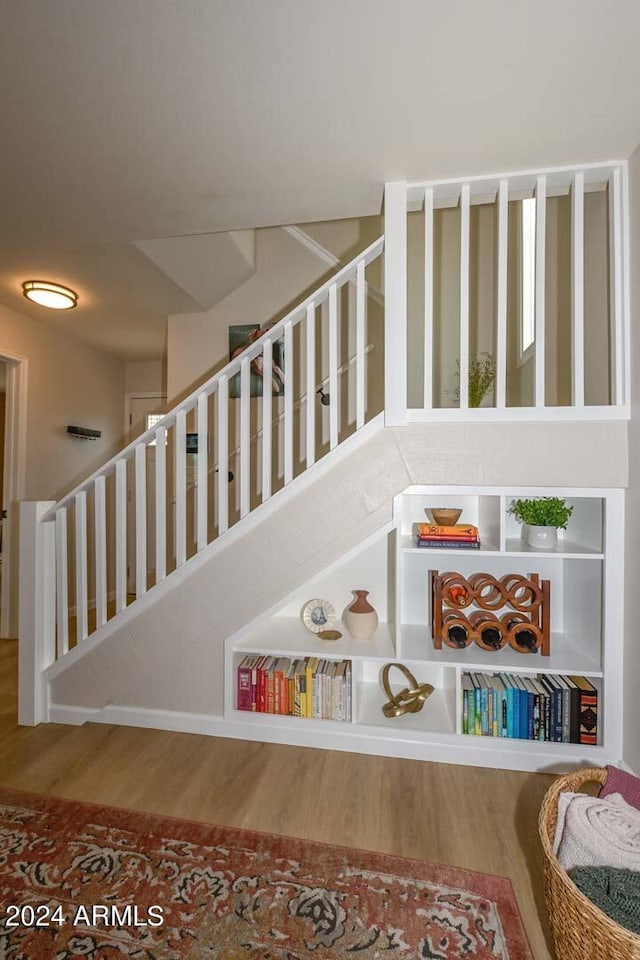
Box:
[19, 236, 385, 724]
[18, 159, 631, 732]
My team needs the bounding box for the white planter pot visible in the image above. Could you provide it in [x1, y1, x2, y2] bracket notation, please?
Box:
[526, 524, 558, 550]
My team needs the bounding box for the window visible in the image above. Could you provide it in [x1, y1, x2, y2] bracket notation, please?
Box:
[146, 413, 166, 446]
[520, 197, 536, 358]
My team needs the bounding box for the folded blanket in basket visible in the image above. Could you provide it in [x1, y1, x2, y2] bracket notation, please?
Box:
[571, 866, 640, 934]
[600, 765, 640, 810]
[553, 791, 640, 871]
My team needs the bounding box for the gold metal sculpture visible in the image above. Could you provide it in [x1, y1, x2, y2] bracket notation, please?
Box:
[381, 663, 434, 718]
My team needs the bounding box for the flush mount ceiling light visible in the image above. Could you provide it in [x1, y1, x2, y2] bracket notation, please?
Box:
[22, 280, 78, 310]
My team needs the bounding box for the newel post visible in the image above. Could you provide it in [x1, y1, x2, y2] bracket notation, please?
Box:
[384, 180, 408, 425]
[18, 501, 56, 725]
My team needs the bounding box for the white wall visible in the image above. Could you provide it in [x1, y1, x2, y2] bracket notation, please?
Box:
[124, 359, 165, 396]
[624, 146, 640, 773]
[167, 227, 335, 404]
[0, 303, 125, 501]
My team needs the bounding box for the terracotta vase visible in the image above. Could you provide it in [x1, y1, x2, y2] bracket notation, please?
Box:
[344, 590, 378, 642]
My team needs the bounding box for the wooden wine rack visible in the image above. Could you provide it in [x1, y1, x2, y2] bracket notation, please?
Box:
[430, 570, 551, 655]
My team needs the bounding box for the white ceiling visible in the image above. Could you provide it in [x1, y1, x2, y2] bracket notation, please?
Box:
[1, 0, 639, 359]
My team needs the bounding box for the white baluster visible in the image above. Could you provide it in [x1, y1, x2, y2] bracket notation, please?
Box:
[535, 175, 547, 407]
[135, 443, 147, 598]
[356, 261, 366, 429]
[305, 304, 316, 467]
[217, 376, 229, 534]
[94, 475, 107, 628]
[115, 459, 127, 612]
[155, 426, 166, 581]
[261, 339, 272, 501]
[572, 172, 585, 407]
[496, 179, 508, 410]
[384, 181, 408, 425]
[197, 391, 208, 551]
[284, 321, 293, 483]
[609, 166, 624, 406]
[175, 410, 186, 566]
[55, 507, 69, 656]
[240, 357, 250, 517]
[459, 184, 470, 410]
[423, 187, 434, 410]
[74, 491, 88, 642]
[329, 283, 339, 449]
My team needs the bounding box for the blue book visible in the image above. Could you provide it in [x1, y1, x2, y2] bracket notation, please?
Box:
[492, 676, 507, 737]
[514, 676, 528, 739]
[509, 675, 521, 739]
[504, 675, 515, 738]
[479, 675, 489, 735]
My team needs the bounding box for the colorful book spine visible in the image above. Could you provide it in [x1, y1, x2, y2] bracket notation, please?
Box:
[416, 523, 479, 538]
[414, 539, 481, 549]
[237, 656, 254, 711]
[459, 671, 599, 745]
[236, 656, 353, 722]
[570, 675, 598, 745]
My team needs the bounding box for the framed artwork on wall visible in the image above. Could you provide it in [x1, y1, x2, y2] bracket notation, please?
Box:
[228, 324, 285, 398]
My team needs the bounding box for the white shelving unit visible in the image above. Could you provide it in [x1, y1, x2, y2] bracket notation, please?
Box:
[224, 485, 624, 772]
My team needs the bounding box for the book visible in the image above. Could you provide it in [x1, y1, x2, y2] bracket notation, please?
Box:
[555, 675, 571, 742]
[416, 523, 479, 538]
[305, 658, 319, 718]
[569, 675, 598, 745]
[513, 675, 528, 740]
[470, 673, 481, 735]
[414, 539, 481, 549]
[237, 655, 256, 711]
[490, 675, 507, 737]
[564, 676, 581, 744]
[477, 673, 490, 735]
[539, 675, 559, 742]
[461, 673, 473, 734]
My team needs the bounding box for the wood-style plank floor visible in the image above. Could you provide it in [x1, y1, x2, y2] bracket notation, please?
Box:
[0, 639, 554, 958]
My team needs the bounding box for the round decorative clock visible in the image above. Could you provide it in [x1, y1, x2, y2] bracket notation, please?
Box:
[301, 598, 336, 634]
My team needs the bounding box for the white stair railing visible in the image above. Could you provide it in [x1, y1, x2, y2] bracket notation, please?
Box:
[28, 236, 384, 665]
[392, 161, 629, 420]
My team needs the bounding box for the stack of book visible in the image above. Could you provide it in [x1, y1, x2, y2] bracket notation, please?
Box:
[414, 522, 481, 549]
[461, 671, 598, 744]
[237, 655, 352, 722]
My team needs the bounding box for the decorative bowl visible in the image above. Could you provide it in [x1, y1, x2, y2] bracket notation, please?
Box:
[428, 507, 462, 525]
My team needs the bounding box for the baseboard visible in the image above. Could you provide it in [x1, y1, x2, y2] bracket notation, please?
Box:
[47, 701, 616, 774]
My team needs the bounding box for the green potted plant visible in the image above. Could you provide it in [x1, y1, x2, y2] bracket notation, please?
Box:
[509, 497, 573, 550]
[454, 352, 497, 408]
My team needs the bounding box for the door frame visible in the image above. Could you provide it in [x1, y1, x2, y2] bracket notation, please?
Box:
[125, 391, 167, 442]
[0, 350, 28, 638]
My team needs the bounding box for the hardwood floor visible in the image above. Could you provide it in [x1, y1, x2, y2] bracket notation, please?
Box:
[0, 638, 554, 958]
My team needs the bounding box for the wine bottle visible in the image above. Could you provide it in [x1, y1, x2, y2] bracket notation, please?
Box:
[479, 625, 502, 650]
[470, 613, 503, 650]
[506, 618, 539, 653]
[443, 615, 468, 648]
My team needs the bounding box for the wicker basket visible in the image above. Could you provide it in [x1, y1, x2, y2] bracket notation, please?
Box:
[539, 767, 640, 960]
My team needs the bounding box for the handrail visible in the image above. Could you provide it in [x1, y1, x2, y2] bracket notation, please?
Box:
[43, 235, 384, 522]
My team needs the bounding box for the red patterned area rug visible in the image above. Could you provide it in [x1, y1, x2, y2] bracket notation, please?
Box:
[0, 786, 532, 959]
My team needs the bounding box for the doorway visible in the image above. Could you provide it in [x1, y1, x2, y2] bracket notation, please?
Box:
[0, 351, 27, 639]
